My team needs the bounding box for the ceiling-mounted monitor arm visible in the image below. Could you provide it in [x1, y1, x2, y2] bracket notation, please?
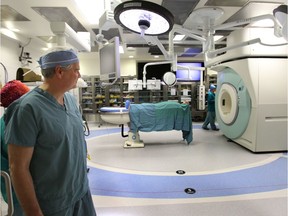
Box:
[213, 14, 283, 37]
[143, 36, 171, 60]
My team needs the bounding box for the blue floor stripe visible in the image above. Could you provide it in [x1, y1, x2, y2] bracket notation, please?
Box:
[88, 157, 287, 198]
[86, 128, 288, 198]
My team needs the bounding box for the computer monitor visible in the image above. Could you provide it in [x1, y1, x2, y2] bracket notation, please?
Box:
[99, 36, 120, 82]
[176, 62, 204, 82]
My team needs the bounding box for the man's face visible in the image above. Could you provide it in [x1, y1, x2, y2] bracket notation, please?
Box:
[61, 62, 81, 90]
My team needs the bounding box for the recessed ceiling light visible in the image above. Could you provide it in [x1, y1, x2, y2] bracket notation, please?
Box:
[214, 35, 224, 41]
[173, 35, 185, 41]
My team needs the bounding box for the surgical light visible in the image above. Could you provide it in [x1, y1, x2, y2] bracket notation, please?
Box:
[114, 0, 174, 36]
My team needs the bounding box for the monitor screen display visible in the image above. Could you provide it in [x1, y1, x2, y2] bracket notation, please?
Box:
[137, 62, 173, 80]
[176, 62, 204, 81]
[99, 37, 120, 81]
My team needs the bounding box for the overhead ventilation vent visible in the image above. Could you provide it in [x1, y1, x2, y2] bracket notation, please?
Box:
[0, 5, 30, 21]
[205, 0, 248, 7]
[32, 7, 87, 32]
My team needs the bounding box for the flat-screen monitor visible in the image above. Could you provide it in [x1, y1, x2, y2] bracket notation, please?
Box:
[137, 62, 173, 80]
[176, 62, 204, 82]
[99, 36, 120, 81]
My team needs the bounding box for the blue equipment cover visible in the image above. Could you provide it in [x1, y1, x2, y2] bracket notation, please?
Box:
[129, 101, 193, 144]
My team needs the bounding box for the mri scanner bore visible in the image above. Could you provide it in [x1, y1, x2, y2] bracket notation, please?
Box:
[216, 68, 251, 139]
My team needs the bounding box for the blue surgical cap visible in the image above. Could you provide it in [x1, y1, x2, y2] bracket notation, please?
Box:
[38, 49, 79, 69]
[210, 84, 216, 90]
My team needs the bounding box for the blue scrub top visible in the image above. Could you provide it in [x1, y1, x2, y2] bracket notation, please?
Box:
[207, 91, 216, 112]
[4, 87, 89, 215]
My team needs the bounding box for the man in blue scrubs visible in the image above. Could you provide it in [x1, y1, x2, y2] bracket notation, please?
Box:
[5, 49, 96, 215]
[202, 84, 219, 131]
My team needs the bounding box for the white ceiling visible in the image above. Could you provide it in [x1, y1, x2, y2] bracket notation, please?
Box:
[1, 0, 286, 60]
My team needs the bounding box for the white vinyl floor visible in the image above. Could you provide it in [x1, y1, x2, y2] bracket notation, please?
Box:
[1, 121, 287, 216]
[86, 122, 287, 216]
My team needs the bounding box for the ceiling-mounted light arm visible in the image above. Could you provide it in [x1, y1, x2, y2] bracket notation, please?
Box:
[207, 38, 259, 57]
[213, 14, 283, 38]
[168, 24, 206, 71]
[143, 61, 173, 88]
[169, 24, 206, 55]
[143, 36, 170, 60]
[202, 29, 216, 54]
[205, 38, 262, 65]
[95, 33, 108, 47]
[117, 26, 127, 53]
[171, 25, 206, 42]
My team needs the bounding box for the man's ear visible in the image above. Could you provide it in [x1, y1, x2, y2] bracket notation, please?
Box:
[55, 65, 63, 77]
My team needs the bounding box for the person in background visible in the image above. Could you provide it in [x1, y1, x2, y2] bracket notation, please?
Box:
[202, 84, 219, 131]
[4, 49, 96, 216]
[1, 80, 30, 216]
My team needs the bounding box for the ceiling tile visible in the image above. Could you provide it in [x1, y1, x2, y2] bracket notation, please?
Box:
[162, 0, 200, 25]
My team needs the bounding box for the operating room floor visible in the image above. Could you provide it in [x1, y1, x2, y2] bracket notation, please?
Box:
[1, 122, 287, 216]
[86, 122, 288, 216]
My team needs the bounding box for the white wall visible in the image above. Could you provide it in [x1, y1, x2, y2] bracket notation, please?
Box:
[0, 35, 44, 85]
[0, 36, 20, 83]
[0, 36, 139, 83]
[0, 35, 139, 115]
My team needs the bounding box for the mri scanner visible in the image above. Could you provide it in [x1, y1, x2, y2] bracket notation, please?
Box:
[208, 27, 287, 152]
